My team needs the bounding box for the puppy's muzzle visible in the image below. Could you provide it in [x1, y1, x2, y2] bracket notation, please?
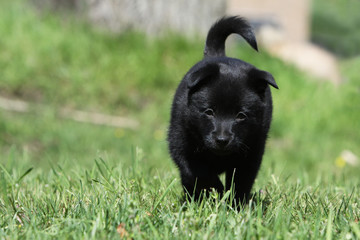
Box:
[212, 121, 234, 149]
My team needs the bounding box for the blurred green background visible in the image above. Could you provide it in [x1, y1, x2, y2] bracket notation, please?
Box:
[312, 0, 360, 57]
[0, 0, 359, 182]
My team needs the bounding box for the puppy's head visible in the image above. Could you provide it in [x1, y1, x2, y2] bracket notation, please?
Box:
[185, 58, 277, 155]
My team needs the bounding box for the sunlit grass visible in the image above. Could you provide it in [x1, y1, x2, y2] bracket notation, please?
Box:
[1, 154, 359, 239]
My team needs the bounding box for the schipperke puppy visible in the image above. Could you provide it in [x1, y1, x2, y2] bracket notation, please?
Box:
[168, 16, 278, 204]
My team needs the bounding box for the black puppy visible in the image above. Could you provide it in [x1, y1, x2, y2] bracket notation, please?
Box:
[168, 16, 278, 204]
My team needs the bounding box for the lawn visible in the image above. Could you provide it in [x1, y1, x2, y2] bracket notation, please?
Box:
[0, 0, 359, 239]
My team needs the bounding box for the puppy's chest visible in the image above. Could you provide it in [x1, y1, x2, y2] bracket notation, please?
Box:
[193, 152, 242, 173]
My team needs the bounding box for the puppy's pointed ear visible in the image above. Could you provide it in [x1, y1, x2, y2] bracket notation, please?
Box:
[249, 69, 278, 91]
[187, 63, 219, 89]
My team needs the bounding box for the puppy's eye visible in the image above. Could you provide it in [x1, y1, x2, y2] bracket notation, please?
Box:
[204, 108, 215, 117]
[235, 112, 247, 122]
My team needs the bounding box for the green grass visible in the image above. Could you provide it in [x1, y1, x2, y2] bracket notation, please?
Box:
[1, 1, 360, 239]
[1, 153, 360, 239]
[312, 0, 360, 57]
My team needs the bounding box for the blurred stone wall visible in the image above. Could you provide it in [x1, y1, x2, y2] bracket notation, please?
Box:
[227, 0, 310, 42]
[31, 0, 310, 41]
[31, 0, 226, 36]
[87, 0, 225, 36]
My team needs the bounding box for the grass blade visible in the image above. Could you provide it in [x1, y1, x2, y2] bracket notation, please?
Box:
[16, 167, 33, 183]
[326, 209, 333, 240]
[0, 163, 14, 185]
[145, 216, 160, 238]
[151, 178, 177, 214]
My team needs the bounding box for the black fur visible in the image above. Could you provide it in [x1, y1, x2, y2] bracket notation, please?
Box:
[168, 16, 278, 204]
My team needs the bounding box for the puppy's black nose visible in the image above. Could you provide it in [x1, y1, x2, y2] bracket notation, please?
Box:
[215, 136, 230, 148]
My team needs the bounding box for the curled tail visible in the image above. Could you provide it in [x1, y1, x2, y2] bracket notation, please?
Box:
[204, 16, 258, 58]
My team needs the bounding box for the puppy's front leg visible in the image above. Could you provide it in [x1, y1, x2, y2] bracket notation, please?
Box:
[181, 169, 224, 201]
[226, 167, 257, 204]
